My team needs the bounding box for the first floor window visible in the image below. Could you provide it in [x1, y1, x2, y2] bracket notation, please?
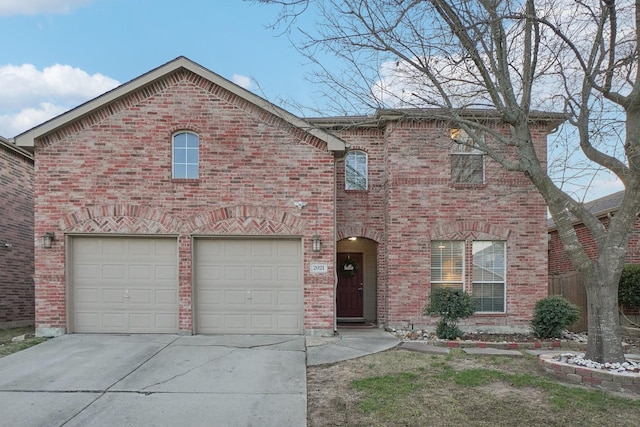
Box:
[172, 131, 199, 179]
[472, 241, 506, 312]
[430, 240, 464, 291]
[430, 240, 506, 313]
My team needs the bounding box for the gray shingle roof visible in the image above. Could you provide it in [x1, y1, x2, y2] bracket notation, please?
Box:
[548, 190, 625, 229]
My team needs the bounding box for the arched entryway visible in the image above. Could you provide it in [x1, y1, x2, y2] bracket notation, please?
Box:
[336, 237, 378, 324]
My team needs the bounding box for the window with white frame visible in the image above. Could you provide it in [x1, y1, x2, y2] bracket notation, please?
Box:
[430, 240, 506, 313]
[172, 131, 199, 179]
[450, 128, 484, 184]
[472, 241, 506, 312]
[345, 150, 368, 190]
[430, 241, 464, 291]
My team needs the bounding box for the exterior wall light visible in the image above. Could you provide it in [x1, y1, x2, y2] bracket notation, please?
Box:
[42, 232, 56, 249]
[311, 234, 322, 252]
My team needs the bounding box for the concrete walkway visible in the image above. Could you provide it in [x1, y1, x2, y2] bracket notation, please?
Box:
[306, 328, 400, 366]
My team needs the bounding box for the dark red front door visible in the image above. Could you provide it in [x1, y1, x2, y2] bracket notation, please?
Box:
[337, 253, 364, 318]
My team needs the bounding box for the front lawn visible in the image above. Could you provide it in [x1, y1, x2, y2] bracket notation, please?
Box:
[307, 348, 640, 426]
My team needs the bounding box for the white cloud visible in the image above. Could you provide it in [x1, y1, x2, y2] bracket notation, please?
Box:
[0, 63, 119, 137]
[232, 74, 254, 90]
[0, 0, 91, 16]
[0, 103, 69, 137]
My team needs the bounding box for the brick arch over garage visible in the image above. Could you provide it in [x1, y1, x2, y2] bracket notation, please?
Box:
[427, 220, 511, 241]
[61, 205, 182, 233]
[187, 205, 306, 235]
[337, 226, 383, 243]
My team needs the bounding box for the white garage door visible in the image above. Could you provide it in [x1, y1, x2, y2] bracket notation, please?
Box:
[195, 238, 303, 334]
[71, 236, 179, 333]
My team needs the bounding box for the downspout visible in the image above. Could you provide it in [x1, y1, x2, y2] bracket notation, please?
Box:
[333, 144, 350, 335]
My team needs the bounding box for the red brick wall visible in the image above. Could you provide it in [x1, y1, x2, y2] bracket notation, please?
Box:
[334, 119, 550, 330]
[549, 217, 640, 275]
[0, 142, 34, 327]
[33, 69, 336, 334]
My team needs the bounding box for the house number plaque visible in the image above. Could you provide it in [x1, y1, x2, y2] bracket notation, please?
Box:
[310, 263, 328, 274]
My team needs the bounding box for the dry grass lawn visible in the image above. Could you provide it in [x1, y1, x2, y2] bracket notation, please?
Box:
[307, 348, 640, 427]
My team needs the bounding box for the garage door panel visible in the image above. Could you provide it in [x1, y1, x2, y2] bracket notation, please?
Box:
[224, 290, 249, 305]
[102, 289, 126, 304]
[128, 265, 151, 280]
[277, 290, 300, 305]
[102, 313, 127, 329]
[75, 288, 100, 304]
[251, 291, 274, 305]
[155, 265, 177, 281]
[277, 266, 299, 281]
[251, 266, 273, 280]
[102, 239, 126, 254]
[277, 242, 301, 257]
[129, 313, 152, 329]
[195, 239, 302, 335]
[71, 237, 178, 333]
[155, 289, 178, 304]
[103, 265, 125, 280]
[75, 264, 100, 279]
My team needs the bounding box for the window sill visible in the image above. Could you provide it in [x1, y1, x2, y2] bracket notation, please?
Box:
[171, 179, 200, 184]
[344, 189, 369, 193]
[473, 312, 507, 316]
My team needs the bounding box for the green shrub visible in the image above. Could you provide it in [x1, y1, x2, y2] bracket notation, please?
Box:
[424, 287, 475, 339]
[531, 295, 580, 338]
[619, 264, 640, 308]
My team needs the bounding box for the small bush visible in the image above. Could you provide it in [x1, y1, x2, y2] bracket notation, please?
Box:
[531, 295, 580, 339]
[619, 264, 640, 309]
[424, 288, 475, 339]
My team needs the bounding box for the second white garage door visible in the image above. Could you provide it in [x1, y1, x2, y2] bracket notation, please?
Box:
[194, 238, 303, 334]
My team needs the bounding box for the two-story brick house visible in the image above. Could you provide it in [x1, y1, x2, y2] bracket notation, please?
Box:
[0, 136, 34, 328]
[15, 57, 562, 337]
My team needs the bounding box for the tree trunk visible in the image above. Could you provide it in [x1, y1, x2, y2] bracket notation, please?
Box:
[583, 273, 625, 363]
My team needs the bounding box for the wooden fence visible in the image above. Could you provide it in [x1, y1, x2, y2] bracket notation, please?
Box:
[548, 272, 588, 332]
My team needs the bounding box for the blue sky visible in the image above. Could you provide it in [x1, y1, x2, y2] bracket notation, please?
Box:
[0, 0, 624, 200]
[0, 0, 322, 137]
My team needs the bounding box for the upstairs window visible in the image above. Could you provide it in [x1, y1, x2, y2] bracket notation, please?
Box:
[172, 131, 199, 179]
[345, 150, 368, 190]
[451, 128, 484, 184]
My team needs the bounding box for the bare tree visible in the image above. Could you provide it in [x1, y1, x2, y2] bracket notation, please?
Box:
[257, 0, 640, 363]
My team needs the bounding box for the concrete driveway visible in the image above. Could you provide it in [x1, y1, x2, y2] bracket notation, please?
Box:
[0, 334, 306, 427]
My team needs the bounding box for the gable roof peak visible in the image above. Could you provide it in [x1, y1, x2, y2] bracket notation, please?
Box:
[14, 56, 346, 153]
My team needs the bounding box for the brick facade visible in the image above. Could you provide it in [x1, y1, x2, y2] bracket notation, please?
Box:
[25, 62, 339, 336]
[548, 196, 640, 276]
[321, 114, 555, 331]
[0, 137, 34, 327]
[17, 57, 561, 336]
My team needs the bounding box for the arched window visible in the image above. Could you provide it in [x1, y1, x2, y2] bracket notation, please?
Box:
[345, 150, 368, 190]
[172, 131, 199, 179]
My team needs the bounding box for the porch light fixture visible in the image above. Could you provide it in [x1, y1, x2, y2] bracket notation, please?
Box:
[311, 234, 322, 252]
[42, 232, 56, 249]
[348, 237, 357, 241]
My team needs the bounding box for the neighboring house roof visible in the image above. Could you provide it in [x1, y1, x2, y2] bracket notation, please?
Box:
[13, 56, 346, 153]
[0, 135, 33, 161]
[547, 190, 625, 230]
